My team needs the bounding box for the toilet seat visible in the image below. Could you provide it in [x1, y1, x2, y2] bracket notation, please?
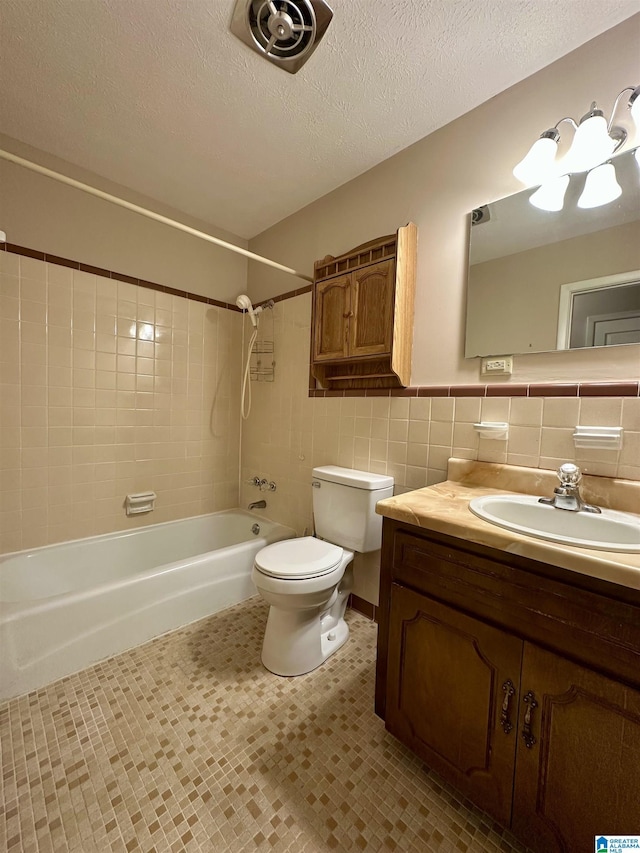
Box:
[254, 536, 343, 580]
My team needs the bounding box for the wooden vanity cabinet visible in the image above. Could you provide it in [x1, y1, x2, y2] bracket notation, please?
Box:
[311, 224, 416, 389]
[376, 519, 640, 853]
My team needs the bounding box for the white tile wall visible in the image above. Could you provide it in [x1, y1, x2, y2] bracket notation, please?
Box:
[0, 253, 241, 554]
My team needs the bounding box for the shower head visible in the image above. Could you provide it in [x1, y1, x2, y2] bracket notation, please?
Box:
[236, 294, 253, 312]
[236, 294, 259, 326]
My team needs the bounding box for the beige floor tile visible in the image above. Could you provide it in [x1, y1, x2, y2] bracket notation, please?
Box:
[1, 599, 531, 853]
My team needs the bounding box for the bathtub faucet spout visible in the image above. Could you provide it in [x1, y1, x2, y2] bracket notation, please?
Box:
[249, 500, 266, 510]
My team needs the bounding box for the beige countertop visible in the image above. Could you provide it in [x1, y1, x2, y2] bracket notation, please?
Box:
[376, 459, 640, 591]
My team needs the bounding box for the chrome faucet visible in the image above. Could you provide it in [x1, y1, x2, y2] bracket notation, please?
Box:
[538, 463, 601, 513]
[249, 500, 267, 510]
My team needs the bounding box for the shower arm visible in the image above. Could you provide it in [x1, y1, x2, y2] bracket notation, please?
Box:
[251, 298, 275, 320]
[0, 149, 314, 284]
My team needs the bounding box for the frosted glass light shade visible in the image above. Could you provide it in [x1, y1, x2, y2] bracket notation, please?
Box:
[513, 136, 558, 184]
[577, 163, 622, 209]
[564, 114, 615, 173]
[529, 174, 570, 212]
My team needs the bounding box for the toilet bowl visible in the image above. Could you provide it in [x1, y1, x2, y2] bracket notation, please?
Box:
[252, 466, 394, 677]
[252, 536, 354, 676]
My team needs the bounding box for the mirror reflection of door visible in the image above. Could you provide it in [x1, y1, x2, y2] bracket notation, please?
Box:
[589, 311, 640, 346]
[556, 274, 640, 349]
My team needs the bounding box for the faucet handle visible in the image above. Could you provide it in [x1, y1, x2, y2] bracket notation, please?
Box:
[557, 463, 581, 486]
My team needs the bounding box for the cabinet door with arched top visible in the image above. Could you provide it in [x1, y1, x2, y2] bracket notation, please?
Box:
[349, 260, 395, 357]
[385, 583, 523, 826]
[512, 642, 640, 853]
[313, 274, 351, 361]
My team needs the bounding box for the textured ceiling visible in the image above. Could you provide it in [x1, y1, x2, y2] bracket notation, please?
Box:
[1, 0, 639, 239]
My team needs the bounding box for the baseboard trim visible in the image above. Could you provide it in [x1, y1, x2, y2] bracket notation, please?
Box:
[348, 594, 378, 623]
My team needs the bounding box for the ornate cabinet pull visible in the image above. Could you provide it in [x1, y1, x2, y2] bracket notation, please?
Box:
[521, 690, 538, 749]
[500, 679, 515, 734]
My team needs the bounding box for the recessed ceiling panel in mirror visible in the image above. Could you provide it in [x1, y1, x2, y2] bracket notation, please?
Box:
[465, 147, 640, 358]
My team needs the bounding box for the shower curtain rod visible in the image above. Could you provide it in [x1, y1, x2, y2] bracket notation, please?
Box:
[0, 149, 314, 283]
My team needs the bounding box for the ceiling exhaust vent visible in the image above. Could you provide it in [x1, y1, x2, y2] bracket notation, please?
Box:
[230, 0, 333, 74]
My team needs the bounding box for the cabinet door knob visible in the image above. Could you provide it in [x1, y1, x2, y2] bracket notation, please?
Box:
[521, 690, 538, 749]
[343, 311, 354, 318]
[500, 679, 515, 734]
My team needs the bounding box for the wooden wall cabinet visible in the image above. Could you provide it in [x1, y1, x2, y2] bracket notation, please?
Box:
[376, 520, 640, 853]
[311, 223, 416, 389]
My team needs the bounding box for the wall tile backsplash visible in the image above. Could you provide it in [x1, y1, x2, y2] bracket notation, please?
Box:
[0, 252, 241, 554]
[241, 294, 640, 538]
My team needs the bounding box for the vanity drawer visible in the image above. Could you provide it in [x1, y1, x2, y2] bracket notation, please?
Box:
[386, 522, 640, 690]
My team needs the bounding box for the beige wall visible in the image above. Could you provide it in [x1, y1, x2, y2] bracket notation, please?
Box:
[467, 221, 640, 356]
[0, 251, 242, 554]
[247, 16, 640, 385]
[0, 135, 249, 303]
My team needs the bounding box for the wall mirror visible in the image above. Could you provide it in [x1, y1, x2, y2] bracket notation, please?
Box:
[465, 146, 640, 357]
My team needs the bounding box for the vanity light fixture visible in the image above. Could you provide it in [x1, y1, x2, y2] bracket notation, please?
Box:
[561, 104, 619, 174]
[513, 84, 640, 187]
[512, 128, 561, 184]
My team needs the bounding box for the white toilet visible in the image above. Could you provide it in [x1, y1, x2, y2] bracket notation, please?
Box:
[252, 465, 394, 676]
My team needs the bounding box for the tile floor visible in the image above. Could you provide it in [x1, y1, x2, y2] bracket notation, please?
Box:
[1, 598, 531, 853]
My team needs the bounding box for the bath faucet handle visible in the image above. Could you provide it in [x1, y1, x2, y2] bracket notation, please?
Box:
[557, 463, 581, 487]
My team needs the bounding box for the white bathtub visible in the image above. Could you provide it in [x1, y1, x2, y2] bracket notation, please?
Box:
[0, 510, 295, 701]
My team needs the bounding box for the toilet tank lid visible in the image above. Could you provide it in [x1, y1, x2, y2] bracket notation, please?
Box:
[312, 466, 394, 490]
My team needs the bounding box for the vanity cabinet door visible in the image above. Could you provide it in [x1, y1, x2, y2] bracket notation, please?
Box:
[512, 642, 640, 852]
[385, 583, 523, 826]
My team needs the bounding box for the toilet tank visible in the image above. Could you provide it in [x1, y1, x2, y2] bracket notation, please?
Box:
[312, 466, 394, 553]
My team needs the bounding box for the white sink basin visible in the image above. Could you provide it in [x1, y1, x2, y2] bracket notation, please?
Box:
[469, 494, 640, 553]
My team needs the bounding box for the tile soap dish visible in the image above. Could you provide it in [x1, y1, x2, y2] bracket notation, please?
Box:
[473, 422, 509, 440]
[125, 491, 157, 516]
